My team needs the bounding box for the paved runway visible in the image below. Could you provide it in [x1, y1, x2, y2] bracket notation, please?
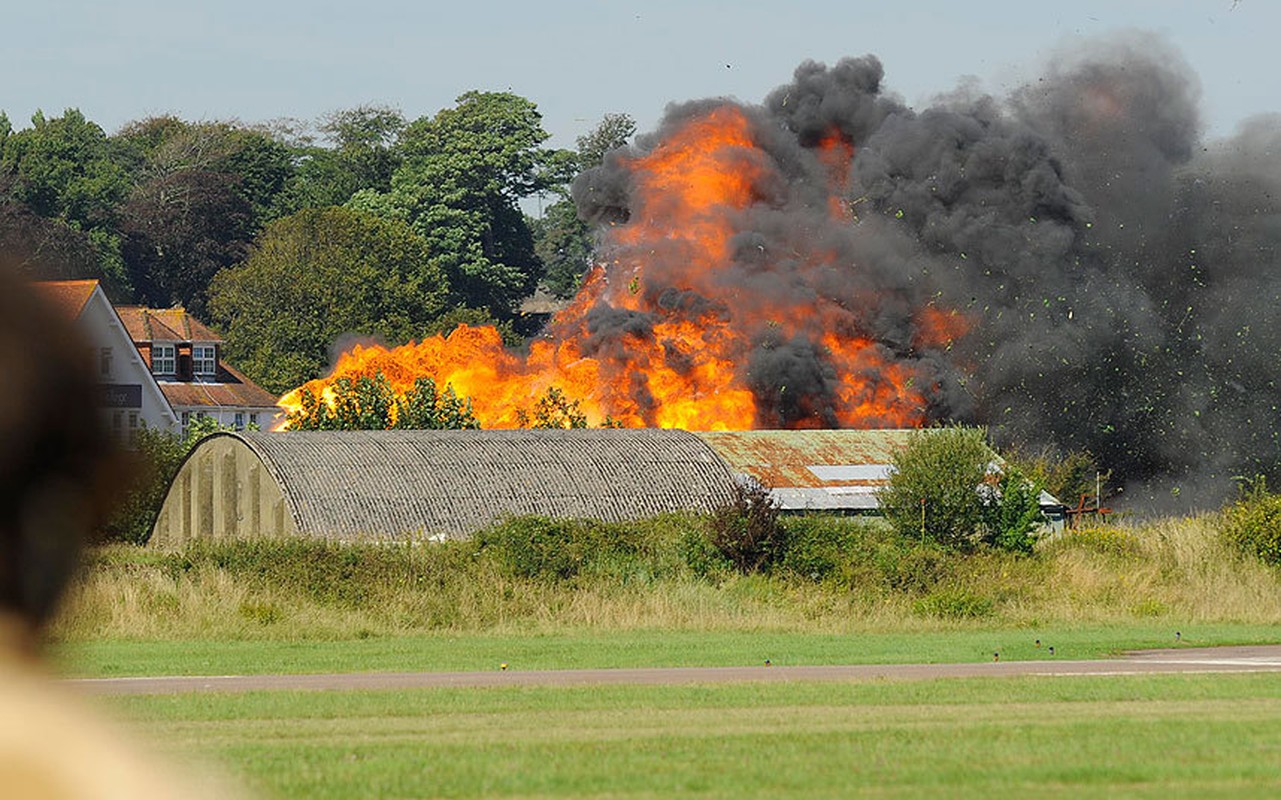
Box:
[66, 645, 1281, 695]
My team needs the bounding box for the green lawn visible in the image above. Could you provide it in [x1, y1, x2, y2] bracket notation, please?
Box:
[54, 622, 1281, 678]
[113, 673, 1281, 799]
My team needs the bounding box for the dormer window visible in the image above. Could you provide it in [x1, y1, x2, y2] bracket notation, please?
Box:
[193, 345, 217, 377]
[152, 344, 176, 375]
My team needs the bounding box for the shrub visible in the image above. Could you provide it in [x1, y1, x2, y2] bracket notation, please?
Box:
[1221, 476, 1281, 566]
[780, 516, 858, 582]
[879, 426, 1044, 553]
[1056, 524, 1140, 559]
[877, 426, 993, 550]
[912, 587, 996, 619]
[707, 482, 788, 574]
[980, 465, 1043, 555]
[476, 516, 600, 580]
[1005, 444, 1109, 509]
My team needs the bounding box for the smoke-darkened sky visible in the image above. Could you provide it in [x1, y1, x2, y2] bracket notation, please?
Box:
[3, 1, 1276, 147]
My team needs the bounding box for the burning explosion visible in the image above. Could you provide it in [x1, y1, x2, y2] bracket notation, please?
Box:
[283, 35, 1281, 509]
[280, 103, 968, 430]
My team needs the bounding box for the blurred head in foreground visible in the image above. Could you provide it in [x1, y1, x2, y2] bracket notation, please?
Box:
[0, 262, 244, 798]
[0, 262, 121, 644]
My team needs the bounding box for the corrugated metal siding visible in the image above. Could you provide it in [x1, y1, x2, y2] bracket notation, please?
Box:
[222, 429, 737, 539]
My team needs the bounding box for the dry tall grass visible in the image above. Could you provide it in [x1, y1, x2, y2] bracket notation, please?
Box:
[50, 513, 1281, 642]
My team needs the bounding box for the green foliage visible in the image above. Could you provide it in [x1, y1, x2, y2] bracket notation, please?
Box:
[531, 198, 593, 299]
[118, 169, 253, 314]
[358, 91, 572, 316]
[778, 516, 860, 582]
[207, 206, 449, 394]
[574, 112, 636, 171]
[1221, 476, 1281, 566]
[475, 515, 687, 583]
[879, 427, 1043, 553]
[0, 108, 133, 294]
[878, 427, 993, 550]
[707, 483, 788, 575]
[1006, 444, 1109, 508]
[774, 516, 955, 592]
[422, 306, 522, 347]
[981, 466, 1043, 555]
[278, 105, 406, 211]
[516, 386, 588, 429]
[532, 113, 636, 299]
[101, 426, 189, 545]
[1056, 524, 1141, 559]
[171, 537, 461, 608]
[286, 373, 479, 431]
[912, 587, 996, 619]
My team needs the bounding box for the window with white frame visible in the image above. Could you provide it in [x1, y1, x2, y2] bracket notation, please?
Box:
[99, 347, 112, 378]
[234, 411, 245, 430]
[152, 343, 176, 375]
[193, 345, 216, 376]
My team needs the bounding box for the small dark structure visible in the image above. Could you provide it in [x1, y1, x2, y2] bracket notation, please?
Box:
[149, 429, 737, 547]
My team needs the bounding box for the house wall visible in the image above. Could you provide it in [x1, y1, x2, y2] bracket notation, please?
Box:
[176, 406, 283, 434]
[77, 290, 179, 442]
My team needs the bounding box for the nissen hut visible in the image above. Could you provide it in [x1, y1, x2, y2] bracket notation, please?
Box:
[149, 429, 737, 547]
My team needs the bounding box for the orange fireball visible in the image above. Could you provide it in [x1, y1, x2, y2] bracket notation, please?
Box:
[279, 104, 968, 431]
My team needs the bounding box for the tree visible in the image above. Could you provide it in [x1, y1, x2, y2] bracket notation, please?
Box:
[531, 199, 593, 299]
[112, 117, 295, 228]
[574, 112, 636, 171]
[515, 386, 588, 429]
[0, 109, 133, 294]
[286, 373, 478, 431]
[0, 197, 104, 281]
[533, 113, 635, 299]
[102, 416, 235, 544]
[878, 427, 1043, 552]
[119, 169, 253, 315]
[354, 91, 573, 317]
[877, 427, 997, 550]
[277, 105, 406, 212]
[207, 207, 449, 394]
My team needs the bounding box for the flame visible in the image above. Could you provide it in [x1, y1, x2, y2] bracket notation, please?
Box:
[278, 105, 969, 431]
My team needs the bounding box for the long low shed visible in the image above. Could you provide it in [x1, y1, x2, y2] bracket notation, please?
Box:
[148, 429, 739, 547]
[149, 428, 1066, 547]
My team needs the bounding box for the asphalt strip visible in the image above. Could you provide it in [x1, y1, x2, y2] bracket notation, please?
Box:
[64, 645, 1281, 695]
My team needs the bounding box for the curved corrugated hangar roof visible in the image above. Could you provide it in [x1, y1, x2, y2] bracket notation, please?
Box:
[149, 429, 738, 547]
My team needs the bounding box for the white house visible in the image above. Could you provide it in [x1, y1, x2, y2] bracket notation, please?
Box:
[114, 305, 282, 434]
[35, 280, 180, 444]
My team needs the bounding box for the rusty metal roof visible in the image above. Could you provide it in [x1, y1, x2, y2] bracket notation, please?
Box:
[696, 429, 916, 489]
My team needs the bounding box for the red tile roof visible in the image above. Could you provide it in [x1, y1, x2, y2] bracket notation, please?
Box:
[115, 306, 222, 343]
[159, 361, 279, 410]
[32, 279, 99, 319]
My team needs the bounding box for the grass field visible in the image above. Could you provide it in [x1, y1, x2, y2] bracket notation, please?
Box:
[110, 673, 1281, 798]
[55, 513, 1281, 797]
[54, 622, 1281, 678]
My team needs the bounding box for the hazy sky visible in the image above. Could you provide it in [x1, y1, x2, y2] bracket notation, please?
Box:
[5, 1, 1274, 148]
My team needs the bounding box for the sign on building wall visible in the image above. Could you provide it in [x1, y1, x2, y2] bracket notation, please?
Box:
[97, 384, 143, 408]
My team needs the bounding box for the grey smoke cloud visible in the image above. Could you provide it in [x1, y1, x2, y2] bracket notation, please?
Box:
[571, 33, 1280, 508]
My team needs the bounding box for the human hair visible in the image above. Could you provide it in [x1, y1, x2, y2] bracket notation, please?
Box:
[0, 265, 123, 630]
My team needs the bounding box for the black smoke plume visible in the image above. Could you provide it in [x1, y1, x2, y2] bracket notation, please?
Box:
[573, 33, 1281, 508]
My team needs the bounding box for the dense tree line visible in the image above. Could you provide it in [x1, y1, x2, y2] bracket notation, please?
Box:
[0, 100, 634, 394]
